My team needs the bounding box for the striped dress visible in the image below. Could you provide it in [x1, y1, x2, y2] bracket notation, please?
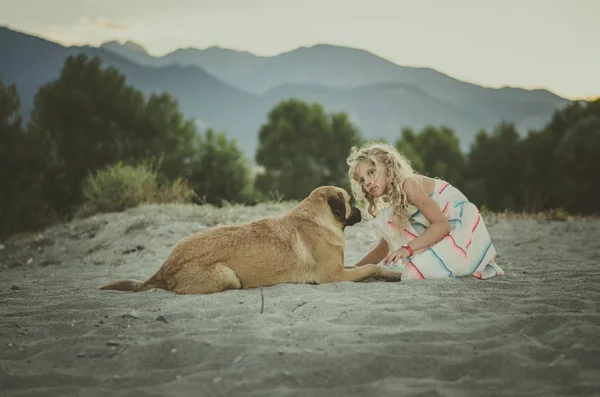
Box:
[371, 178, 505, 280]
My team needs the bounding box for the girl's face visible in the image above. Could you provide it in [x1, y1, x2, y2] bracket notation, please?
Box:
[354, 159, 388, 198]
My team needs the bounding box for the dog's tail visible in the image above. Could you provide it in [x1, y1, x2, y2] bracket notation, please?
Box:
[100, 275, 163, 292]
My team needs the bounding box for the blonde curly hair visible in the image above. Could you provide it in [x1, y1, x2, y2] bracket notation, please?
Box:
[346, 141, 421, 228]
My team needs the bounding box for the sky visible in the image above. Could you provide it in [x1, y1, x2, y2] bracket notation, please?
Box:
[0, 0, 597, 100]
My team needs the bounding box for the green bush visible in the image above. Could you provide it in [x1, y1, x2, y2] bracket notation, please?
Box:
[76, 161, 196, 217]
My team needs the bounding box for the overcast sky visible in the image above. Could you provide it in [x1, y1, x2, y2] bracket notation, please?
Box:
[1, 0, 597, 99]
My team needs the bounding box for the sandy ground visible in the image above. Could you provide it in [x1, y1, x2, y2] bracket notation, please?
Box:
[1, 202, 599, 397]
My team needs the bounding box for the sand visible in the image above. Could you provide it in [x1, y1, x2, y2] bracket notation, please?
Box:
[1, 202, 599, 397]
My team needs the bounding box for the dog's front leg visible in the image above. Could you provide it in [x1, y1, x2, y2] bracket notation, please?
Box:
[321, 264, 402, 283]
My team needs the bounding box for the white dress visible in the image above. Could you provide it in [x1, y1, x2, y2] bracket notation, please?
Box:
[371, 179, 505, 280]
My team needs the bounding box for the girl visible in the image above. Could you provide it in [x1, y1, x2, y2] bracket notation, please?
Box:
[346, 142, 504, 280]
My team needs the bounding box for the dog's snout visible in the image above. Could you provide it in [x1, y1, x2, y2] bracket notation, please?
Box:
[345, 206, 362, 227]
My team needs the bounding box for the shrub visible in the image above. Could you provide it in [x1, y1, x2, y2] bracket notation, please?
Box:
[76, 161, 196, 217]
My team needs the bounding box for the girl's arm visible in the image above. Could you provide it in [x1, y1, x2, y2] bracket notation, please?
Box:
[353, 238, 389, 267]
[402, 177, 451, 253]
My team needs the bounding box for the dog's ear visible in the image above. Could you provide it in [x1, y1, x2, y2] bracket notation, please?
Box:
[327, 192, 347, 224]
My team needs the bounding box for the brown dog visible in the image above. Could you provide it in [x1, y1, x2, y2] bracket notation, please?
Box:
[100, 186, 402, 294]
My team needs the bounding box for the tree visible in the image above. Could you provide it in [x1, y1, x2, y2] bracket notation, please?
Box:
[29, 54, 200, 215]
[187, 129, 254, 206]
[395, 125, 465, 188]
[0, 81, 54, 238]
[134, 92, 199, 182]
[394, 127, 424, 172]
[552, 109, 600, 214]
[516, 127, 556, 212]
[517, 99, 600, 213]
[466, 122, 522, 211]
[255, 99, 363, 200]
[28, 54, 146, 214]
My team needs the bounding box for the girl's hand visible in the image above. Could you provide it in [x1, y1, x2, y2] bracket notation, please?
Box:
[384, 247, 411, 266]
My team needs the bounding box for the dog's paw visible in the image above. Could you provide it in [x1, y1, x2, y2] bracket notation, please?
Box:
[381, 270, 403, 282]
[376, 266, 403, 282]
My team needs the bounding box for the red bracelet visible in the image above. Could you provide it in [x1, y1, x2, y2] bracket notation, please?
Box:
[402, 244, 413, 257]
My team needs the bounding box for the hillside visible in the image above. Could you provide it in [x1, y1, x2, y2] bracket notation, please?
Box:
[103, 39, 571, 137]
[0, 27, 571, 158]
[0, 27, 263, 153]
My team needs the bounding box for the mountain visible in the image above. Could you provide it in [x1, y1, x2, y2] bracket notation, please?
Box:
[261, 82, 484, 140]
[103, 41, 571, 137]
[99, 40, 154, 66]
[0, 27, 571, 160]
[0, 27, 263, 153]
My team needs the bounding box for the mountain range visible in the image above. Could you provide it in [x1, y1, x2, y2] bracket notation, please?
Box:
[1, 26, 571, 159]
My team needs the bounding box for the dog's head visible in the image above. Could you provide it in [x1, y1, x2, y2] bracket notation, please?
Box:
[311, 186, 362, 228]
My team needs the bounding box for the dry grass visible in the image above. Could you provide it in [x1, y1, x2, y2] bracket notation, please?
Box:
[76, 162, 197, 218]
